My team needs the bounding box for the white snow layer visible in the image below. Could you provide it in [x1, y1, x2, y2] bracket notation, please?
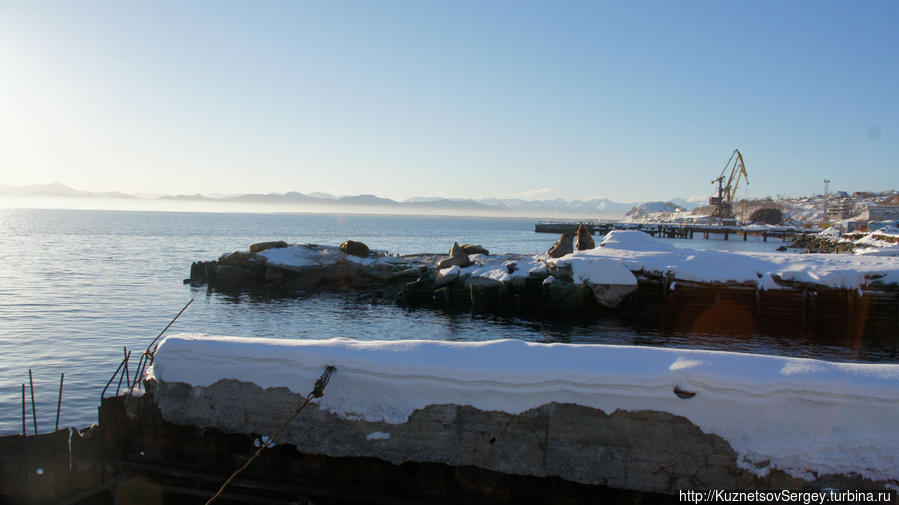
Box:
[150, 334, 899, 484]
[562, 231, 899, 289]
[259, 244, 399, 268]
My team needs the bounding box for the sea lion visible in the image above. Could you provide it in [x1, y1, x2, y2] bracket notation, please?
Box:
[576, 224, 595, 250]
[340, 240, 370, 258]
[461, 244, 489, 255]
[437, 241, 472, 268]
[547, 232, 575, 258]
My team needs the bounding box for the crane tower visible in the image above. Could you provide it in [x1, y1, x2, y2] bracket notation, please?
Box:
[709, 149, 749, 225]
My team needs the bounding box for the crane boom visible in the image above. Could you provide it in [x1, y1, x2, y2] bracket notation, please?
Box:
[709, 149, 749, 223]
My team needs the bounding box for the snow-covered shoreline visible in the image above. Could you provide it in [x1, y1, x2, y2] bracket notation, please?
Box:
[151, 334, 899, 486]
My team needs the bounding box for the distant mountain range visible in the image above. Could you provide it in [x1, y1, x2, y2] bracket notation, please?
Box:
[0, 182, 702, 218]
[0, 182, 136, 200]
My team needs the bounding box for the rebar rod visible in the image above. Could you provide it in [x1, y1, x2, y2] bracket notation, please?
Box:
[129, 352, 146, 394]
[101, 355, 128, 400]
[28, 369, 38, 435]
[115, 350, 131, 396]
[205, 366, 336, 505]
[122, 347, 131, 389]
[55, 373, 65, 432]
[134, 299, 193, 386]
[21, 384, 26, 436]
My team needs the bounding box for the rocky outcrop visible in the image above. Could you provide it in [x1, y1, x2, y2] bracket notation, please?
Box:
[185, 240, 899, 341]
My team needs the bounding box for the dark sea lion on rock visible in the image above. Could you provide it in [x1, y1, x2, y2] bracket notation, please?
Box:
[437, 241, 472, 269]
[461, 244, 489, 255]
[547, 232, 575, 258]
[576, 224, 595, 251]
[340, 240, 370, 258]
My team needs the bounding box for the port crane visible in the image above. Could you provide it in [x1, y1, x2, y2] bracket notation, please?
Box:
[709, 149, 749, 224]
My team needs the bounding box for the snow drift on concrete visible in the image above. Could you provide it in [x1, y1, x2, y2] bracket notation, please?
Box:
[150, 334, 899, 485]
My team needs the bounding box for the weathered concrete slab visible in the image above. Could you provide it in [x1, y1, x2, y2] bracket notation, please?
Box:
[151, 377, 895, 495]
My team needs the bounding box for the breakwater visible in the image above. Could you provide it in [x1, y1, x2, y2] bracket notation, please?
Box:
[184, 235, 899, 342]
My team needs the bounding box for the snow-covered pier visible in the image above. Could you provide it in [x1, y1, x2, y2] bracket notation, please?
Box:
[85, 336, 899, 502]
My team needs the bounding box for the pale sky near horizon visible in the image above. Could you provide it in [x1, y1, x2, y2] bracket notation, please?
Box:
[0, 1, 896, 202]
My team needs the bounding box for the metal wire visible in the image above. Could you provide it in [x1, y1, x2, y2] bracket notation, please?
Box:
[205, 366, 336, 505]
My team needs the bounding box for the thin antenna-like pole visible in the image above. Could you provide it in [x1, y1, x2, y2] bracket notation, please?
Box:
[122, 347, 131, 389]
[28, 369, 38, 435]
[21, 384, 26, 436]
[134, 299, 193, 386]
[147, 299, 193, 356]
[55, 373, 65, 432]
[115, 350, 131, 396]
[130, 352, 145, 394]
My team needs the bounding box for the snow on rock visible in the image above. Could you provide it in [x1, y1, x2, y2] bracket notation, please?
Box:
[547, 254, 638, 306]
[259, 244, 399, 269]
[623, 201, 690, 222]
[854, 226, 899, 248]
[599, 230, 678, 252]
[816, 227, 842, 242]
[151, 334, 899, 484]
[565, 230, 899, 289]
[855, 246, 899, 257]
[438, 254, 547, 284]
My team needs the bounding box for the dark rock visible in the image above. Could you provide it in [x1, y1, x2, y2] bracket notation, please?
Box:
[576, 224, 595, 251]
[340, 240, 370, 258]
[468, 277, 502, 312]
[776, 246, 788, 252]
[249, 241, 288, 253]
[547, 232, 575, 258]
[433, 287, 452, 309]
[461, 244, 489, 255]
[213, 265, 254, 288]
[264, 267, 285, 281]
[400, 276, 438, 306]
[541, 277, 586, 311]
[189, 261, 216, 281]
[218, 251, 255, 267]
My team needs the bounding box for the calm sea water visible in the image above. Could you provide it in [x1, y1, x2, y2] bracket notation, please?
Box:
[0, 208, 889, 435]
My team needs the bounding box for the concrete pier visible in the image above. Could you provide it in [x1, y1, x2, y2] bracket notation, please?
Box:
[533, 221, 818, 242]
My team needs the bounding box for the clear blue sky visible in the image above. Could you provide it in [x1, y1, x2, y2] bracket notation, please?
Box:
[1, 1, 896, 202]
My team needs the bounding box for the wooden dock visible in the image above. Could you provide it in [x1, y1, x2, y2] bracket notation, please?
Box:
[535, 221, 821, 242]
